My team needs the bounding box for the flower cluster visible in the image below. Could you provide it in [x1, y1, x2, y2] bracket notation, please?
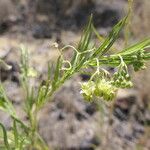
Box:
[80, 79, 117, 101]
[95, 79, 117, 101]
[80, 56, 134, 101]
[111, 70, 133, 88]
[80, 81, 96, 101]
[132, 50, 146, 71]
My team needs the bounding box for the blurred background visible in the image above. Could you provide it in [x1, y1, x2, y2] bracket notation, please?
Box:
[0, 0, 150, 149]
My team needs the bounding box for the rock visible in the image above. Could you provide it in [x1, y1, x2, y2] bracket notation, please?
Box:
[131, 0, 150, 38]
[85, 103, 97, 116]
[0, 111, 12, 129]
[0, 0, 16, 34]
[114, 107, 129, 121]
[0, 49, 10, 58]
[32, 23, 52, 39]
[80, 74, 91, 81]
[145, 110, 150, 126]
[95, 9, 119, 27]
[0, 61, 20, 84]
[114, 89, 140, 121]
[0, 22, 9, 34]
[33, 0, 126, 30]
[0, 0, 16, 22]
[57, 111, 66, 121]
[75, 112, 87, 121]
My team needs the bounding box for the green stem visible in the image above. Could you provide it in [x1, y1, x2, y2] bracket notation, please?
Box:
[28, 107, 38, 149]
[28, 105, 49, 150]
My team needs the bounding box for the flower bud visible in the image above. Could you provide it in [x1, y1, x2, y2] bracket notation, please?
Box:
[125, 74, 130, 80]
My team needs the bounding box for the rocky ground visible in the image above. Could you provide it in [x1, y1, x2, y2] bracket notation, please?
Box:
[0, 0, 150, 150]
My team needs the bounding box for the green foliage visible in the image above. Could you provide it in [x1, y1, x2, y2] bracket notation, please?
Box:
[0, 123, 10, 150]
[0, 83, 16, 118]
[0, 13, 150, 150]
[92, 16, 128, 58]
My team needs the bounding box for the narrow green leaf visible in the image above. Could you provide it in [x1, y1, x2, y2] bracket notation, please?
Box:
[20, 45, 29, 78]
[13, 120, 19, 148]
[118, 38, 150, 56]
[47, 62, 53, 80]
[71, 51, 78, 67]
[92, 24, 118, 52]
[12, 117, 30, 149]
[12, 117, 29, 135]
[0, 123, 10, 150]
[70, 15, 94, 71]
[77, 15, 93, 52]
[143, 52, 150, 60]
[36, 85, 47, 108]
[92, 16, 128, 58]
[52, 56, 62, 89]
[0, 83, 16, 118]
